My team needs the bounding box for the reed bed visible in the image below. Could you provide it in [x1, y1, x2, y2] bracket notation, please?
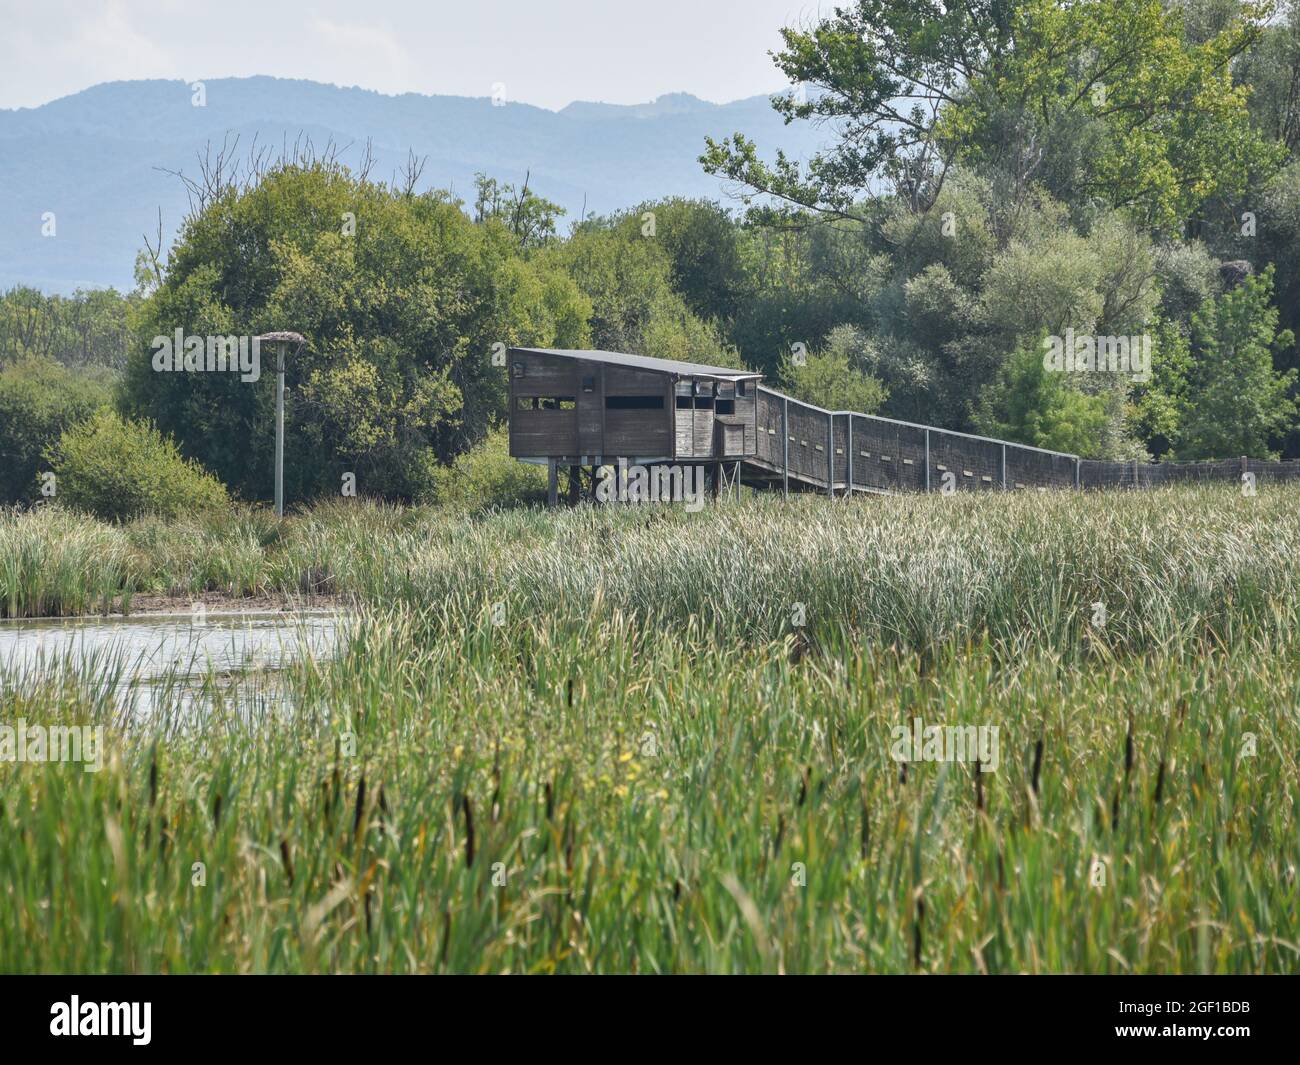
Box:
[1, 608, 1297, 972]
[1, 486, 1299, 971]
[3, 486, 1300, 657]
[0, 507, 135, 618]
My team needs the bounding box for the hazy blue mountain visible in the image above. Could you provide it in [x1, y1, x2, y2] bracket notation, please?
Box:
[0, 77, 825, 293]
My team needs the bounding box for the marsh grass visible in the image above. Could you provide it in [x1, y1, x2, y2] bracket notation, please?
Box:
[2, 607, 1297, 973]
[2, 486, 1299, 972]
[8, 487, 1299, 657]
[0, 507, 134, 618]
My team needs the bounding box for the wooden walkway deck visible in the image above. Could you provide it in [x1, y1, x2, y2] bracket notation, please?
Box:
[742, 386, 1081, 496]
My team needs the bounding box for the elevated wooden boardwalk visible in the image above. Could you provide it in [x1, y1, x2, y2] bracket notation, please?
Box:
[742, 386, 1080, 496]
[506, 347, 1296, 500]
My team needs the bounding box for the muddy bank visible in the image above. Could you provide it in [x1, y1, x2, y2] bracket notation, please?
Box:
[112, 591, 349, 617]
[117, 590, 348, 616]
[1, 591, 349, 623]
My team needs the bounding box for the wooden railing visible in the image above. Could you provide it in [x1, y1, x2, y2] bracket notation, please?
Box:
[748, 386, 1078, 494]
[746, 386, 1298, 494]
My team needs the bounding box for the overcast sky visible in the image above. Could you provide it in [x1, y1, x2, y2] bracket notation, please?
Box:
[0, 0, 822, 111]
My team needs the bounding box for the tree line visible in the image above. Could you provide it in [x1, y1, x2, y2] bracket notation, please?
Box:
[4, 0, 1300, 509]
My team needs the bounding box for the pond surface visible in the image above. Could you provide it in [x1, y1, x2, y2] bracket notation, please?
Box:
[0, 610, 345, 717]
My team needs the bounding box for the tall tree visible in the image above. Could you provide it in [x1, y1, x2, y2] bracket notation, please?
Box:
[1179, 266, 1297, 457]
[702, 0, 1279, 230]
[124, 162, 590, 502]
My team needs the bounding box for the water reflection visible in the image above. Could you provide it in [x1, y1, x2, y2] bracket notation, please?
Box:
[0, 610, 344, 718]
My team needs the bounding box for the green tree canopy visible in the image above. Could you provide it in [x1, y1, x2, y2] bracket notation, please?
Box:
[539, 216, 739, 367]
[1178, 266, 1297, 457]
[778, 325, 887, 413]
[0, 286, 134, 370]
[975, 341, 1114, 456]
[123, 162, 591, 502]
[0, 357, 113, 504]
[702, 0, 1280, 231]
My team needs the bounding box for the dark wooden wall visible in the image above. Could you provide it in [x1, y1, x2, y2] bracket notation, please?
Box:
[509, 349, 756, 462]
[509, 350, 581, 458]
[604, 366, 673, 457]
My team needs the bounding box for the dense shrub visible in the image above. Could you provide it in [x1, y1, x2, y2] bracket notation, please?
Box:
[45, 410, 228, 522]
[0, 357, 112, 503]
[778, 325, 887, 413]
[426, 426, 546, 509]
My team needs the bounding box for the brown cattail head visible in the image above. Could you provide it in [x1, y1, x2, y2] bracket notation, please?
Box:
[461, 794, 476, 867]
[1124, 715, 1134, 782]
[279, 838, 294, 885]
[913, 895, 925, 969]
[352, 773, 367, 840]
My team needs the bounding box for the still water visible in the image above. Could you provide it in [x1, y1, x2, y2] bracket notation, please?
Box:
[0, 610, 345, 717]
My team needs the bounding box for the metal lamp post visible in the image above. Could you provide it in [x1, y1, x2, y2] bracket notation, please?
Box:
[255, 332, 305, 517]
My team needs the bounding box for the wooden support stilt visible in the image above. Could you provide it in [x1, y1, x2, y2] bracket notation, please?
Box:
[782, 396, 789, 499]
[547, 458, 558, 507]
[847, 416, 853, 497]
[827, 412, 834, 497]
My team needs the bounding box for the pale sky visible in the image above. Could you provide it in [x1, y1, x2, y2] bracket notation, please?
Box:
[0, 0, 823, 111]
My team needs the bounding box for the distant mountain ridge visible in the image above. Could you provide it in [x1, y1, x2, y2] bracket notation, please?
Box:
[0, 77, 826, 293]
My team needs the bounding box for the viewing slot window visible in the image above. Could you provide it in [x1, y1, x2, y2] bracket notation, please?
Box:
[517, 396, 576, 411]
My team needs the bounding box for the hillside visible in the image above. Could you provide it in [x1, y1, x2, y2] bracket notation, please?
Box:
[0, 77, 825, 292]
